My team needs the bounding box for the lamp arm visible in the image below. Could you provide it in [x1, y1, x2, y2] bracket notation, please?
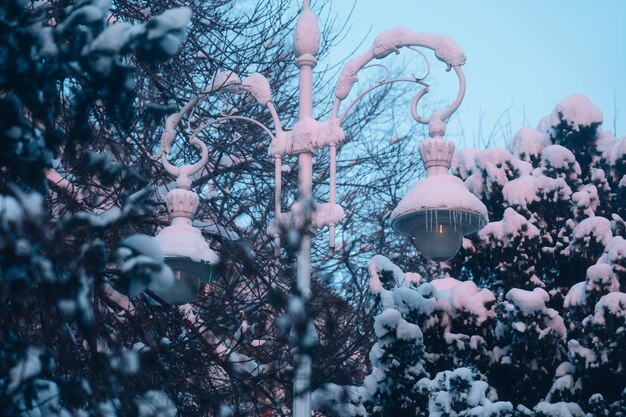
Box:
[160, 93, 214, 188]
[336, 76, 429, 125]
[411, 65, 466, 125]
[332, 27, 466, 125]
[190, 115, 276, 143]
[238, 72, 284, 134]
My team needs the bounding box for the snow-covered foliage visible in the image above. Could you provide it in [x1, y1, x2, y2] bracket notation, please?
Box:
[3, 1, 411, 416]
[3, 0, 625, 414]
[320, 94, 626, 416]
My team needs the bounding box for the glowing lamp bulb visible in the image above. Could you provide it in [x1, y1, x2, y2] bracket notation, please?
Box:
[414, 222, 463, 262]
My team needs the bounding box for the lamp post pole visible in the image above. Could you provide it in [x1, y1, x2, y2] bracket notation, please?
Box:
[292, 2, 317, 415]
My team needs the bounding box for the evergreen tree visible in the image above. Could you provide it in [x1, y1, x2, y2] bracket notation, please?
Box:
[316, 94, 626, 416]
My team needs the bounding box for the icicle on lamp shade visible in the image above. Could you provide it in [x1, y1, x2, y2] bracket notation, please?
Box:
[391, 175, 488, 261]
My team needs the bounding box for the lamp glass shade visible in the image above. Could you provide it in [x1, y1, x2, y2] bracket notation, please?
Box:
[154, 257, 216, 305]
[414, 222, 463, 261]
[392, 207, 486, 262]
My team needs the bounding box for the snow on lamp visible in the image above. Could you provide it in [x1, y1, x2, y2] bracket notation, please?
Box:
[391, 119, 488, 261]
[154, 114, 220, 304]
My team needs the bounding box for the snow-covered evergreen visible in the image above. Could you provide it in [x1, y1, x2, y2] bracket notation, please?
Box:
[314, 94, 626, 416]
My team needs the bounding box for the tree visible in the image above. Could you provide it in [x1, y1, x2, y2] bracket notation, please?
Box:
[1, 0, 438, 416]
[317, 94, 626, 416]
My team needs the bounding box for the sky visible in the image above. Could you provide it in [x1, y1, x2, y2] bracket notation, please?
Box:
[324, 0, 626, 147]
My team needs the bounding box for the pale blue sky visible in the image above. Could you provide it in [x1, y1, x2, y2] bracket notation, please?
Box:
[325, 0, 626, 146]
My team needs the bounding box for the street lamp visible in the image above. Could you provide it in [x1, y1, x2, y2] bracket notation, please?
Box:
[155, 0, 487, 414]
[391, 119, 488, 261]
[154, 114, 220, 305]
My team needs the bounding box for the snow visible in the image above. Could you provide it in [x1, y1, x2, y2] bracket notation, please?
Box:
[563, 281, 587, 308]
[600, 136, 626, 168]
[391, 175, 488, 223]
[571, 185, 598, 216]
[534, 401, 585, 417]
[555, 361, 576, 378]
[135, 390, 177, 417]
[120, 234, 165, 262]
[268, 117, 344, 156]
[597, 236, 626, 267]
[8, 347, 43, 393]
[475, 147, 533, 180]
[479, 207, 539, 246]
[585, 263, 619, 293]
[395, 319, 423, 341]
[416, 368, 512, 416]
[569, 216, 613, 250]
[591, 292, 626, 325]
[550, 94, 603, 131]
[503, 174, 571, 212]
[88, 22, 136, 53]
[155, 222, 219, 264]
[547, 374, 575, 401]
[58, 1, 109, 32]
[311, 384, 368, 417]
[508, 127, 551, 162]
[544, 308, 567, 340]
[567, 339, 597, 366]
[241, 73, 272, 106]
[75, 206, 122, 229]
[374, 308, 423, 342]
[38, 27, 58, 57]
[0, 195, 23, 224]
[228, 351, 267, 376]
[313, 202, 344, 228]
[430, 278, 495, 326]
[451, 147, 479, 179]
[505, 288, 549, 315]
[541, 145, 581, 180]
[292, 8, 320, 57]
[145, 7, 192, 55]
[13, 379, 64, 417]
[392, 287, 436, 317]
[110, 348, 139, 375]
[369, 255, 417, 308]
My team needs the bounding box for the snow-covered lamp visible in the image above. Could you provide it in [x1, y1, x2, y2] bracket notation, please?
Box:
[154, 186, 219, 304]
[391, 119, 488, 261]
[155, 116, 220, 304]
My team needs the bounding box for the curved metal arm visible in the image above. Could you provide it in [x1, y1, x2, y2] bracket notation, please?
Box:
[335, 76, 429, 125]
[160, 70, 281, 189]
[239, 73, 284, 133]
[190, 115, 276, 143]
[411, 65, 465, 125]
[160, 111, 209, 190]
[332, 27, 466, 126]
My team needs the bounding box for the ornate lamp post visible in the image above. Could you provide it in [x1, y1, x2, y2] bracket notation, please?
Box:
[391, 119, 488, 261]
[155, 0, 487, 414]
[154, 111, 220, 305]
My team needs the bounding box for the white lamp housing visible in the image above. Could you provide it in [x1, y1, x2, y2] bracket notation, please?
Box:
[155, 187, 220, 304]
[154, 109, 221, 305]
[391, 126, 488, 261]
